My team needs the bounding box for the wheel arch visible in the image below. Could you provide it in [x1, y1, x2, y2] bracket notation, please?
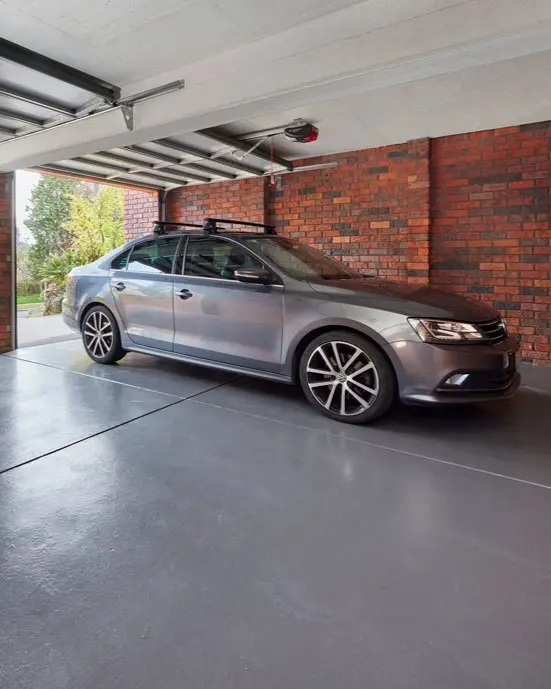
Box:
[78, 298, 125, 334]
[79, 300, 110, 329]
[287, 322, 401, 385]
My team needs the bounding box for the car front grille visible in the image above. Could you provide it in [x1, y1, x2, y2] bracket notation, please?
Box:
[477, 318, 508, 345]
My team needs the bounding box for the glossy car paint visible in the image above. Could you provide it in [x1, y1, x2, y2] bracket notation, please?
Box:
[63, 233, 520, 404]
[172, 273, 284, 372]
[111, 271, 174, 351]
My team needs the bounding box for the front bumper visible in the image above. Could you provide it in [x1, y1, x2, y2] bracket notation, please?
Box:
[388, 334, 521, 405]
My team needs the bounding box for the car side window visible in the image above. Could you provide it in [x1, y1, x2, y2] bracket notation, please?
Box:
[127, 237, 181, 274]
[111, 248, 132, 270]
[184, 237, 266, 280]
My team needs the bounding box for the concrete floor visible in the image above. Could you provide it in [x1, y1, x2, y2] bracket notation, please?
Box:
[1, 340, 551, 689]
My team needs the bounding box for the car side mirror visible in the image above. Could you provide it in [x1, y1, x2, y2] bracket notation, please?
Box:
[234, 268, 273, 285]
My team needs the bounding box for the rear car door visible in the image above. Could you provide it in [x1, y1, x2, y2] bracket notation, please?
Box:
[110, 236, 181, 351]
[173, 236, 284, 372]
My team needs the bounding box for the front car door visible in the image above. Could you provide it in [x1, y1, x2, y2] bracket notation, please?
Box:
[173, 236, 284, 372]
[110, 235, 181, 351]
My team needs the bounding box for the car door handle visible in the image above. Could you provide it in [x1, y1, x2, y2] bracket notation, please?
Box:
[113, 282, 126, 292]
[178, 289, 193, 300]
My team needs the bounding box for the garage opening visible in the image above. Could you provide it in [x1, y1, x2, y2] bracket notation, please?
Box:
[15, 170, 138, 348]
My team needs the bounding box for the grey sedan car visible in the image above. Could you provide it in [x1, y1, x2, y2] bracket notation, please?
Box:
[63, 218, 520, 424]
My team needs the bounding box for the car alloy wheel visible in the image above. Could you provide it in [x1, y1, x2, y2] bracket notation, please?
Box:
[81, 306, 126, 364]
[299, 331, 396, 424]
[84, 310, 114, 359]
[306, 340, 380, 417]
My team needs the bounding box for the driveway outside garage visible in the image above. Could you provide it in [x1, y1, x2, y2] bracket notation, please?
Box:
[16, 313, 79, 348]
[1, 340, 551, 689]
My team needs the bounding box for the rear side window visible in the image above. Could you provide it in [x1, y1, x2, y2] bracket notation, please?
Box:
[184, 237, 265, 280]
[127, 237, 181, 274]
[111, 248, 131, 270]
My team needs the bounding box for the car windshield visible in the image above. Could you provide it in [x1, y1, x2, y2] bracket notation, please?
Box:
[243, 237, 360, 281]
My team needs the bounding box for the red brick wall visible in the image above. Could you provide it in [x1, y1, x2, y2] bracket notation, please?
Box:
[431, 123, 551, 363]
[123, 188, 159, 240]
[165, 141, 430, 283]
[0, 173, 13, 352]
[135, 127, 550, 364]
[165, 177, 265, 226]
[267, 140, 430, 283]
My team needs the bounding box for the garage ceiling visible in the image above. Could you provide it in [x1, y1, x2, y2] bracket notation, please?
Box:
[0, 37, 119, 143]
[0, 0, 361, 86]
[1, 0, 551, 174]
[35, 128, 294, 191]
[0, 29, 297, 190]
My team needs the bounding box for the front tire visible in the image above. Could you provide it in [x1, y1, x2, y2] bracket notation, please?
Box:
[82, 305, 126, 365]
[299, 331, 396, 424]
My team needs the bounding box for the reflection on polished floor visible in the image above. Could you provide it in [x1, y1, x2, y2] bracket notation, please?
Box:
[1, 340, 551, 689]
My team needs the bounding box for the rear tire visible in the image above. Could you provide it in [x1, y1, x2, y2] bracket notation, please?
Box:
[81, 305, 126, 365]
[299, 330, 396, 424]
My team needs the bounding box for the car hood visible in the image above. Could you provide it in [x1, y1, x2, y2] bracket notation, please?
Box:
[308, 278, 499, 321]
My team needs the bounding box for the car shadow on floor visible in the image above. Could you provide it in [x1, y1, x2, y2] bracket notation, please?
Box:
[383, 389, 551, 455]
[199, 374, 551, 479]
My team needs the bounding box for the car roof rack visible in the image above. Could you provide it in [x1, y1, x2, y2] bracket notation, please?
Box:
[153, 218, 277, 236]
[153, 221, 204, 235]
[203, 217, 277, 235]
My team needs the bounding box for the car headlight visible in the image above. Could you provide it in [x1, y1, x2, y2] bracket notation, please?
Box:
[408, 318, 486, 343]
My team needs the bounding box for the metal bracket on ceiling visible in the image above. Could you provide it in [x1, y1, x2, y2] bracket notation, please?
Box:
[232, 136, 270, 161]
[198, 128, 292, 171]
[118, 80, 185, 132]
[118, 80, 185, 107]
[121, 105, 134, 131]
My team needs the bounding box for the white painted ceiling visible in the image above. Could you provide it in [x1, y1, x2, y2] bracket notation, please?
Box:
[0, 0, 361, 84]
[1, 0, 551, 173]
[230, 48, 551, 158]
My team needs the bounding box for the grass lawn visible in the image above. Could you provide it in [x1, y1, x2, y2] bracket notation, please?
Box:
[17, 294, 42, 305]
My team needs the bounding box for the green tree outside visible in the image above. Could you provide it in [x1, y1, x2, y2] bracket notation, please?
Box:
[24, 175, 79, 281]
[38, 185, 124, 288]
[68, 185, 124, 264]
[21, 175, 125, 313]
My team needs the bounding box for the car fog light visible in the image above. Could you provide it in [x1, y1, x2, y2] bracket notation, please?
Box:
[445, 374, 470, 386]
